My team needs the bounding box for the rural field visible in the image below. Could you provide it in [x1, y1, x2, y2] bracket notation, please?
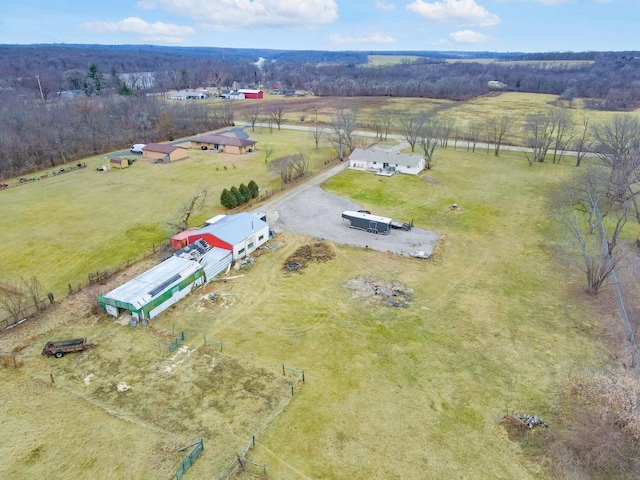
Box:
[0, 128, 624, 478]
[0, 126, 346, 299]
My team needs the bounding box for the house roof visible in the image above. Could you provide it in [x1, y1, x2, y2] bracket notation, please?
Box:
[193, 212, 268, 246]
[101, 256, 201, 309]
[143, 143, 186, 154]
[238, 89, 263, 94]
[191, 134, 256, 147]
[349, 148, 424, 168]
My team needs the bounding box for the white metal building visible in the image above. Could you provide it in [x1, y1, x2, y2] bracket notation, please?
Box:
[349, 148, 426, 175]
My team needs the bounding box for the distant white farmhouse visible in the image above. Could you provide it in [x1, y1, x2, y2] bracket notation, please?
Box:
[488, 81, 507, 90]
[349, 148, 425, 175]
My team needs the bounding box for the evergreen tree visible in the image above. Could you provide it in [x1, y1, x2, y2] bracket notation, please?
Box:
[220, 188, 237, 209]
[239, 183, 251, 202]
[247, 180, 259, 198]
[230, 186, 243, 206]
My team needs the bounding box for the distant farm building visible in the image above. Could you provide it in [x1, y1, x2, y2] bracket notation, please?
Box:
[349, 148, 425, 175]
[190, 134, 257, 154]
[185, 212, 269, 260]
[168, 91, 208, 100]
[98, 256, 205, 321]
[488, 81, 507, 90]
[109, 157, 129, 169]
[228, 91, 245, 99]
[238, 89, 264, 99]
[142, 143, 189, 162]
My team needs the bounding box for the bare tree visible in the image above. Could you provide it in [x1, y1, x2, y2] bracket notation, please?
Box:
[22, 276, 44, 312]
[311, 123, 324, 150]
[551, 108, 573, 163]
[399, 114, 422, 152]
[379, 111, 393, 141]
[242, 104, 261, 132]
[328, 107, 358, 159]
[262, 144, 275, 164]
[267, 153, 310, 187]
[466, 120, 483, 153]
[486, 115, 514, 157]
[418, 115, 440, 170]
[168, 188, 208, 233]
[574, 113, 595, 167]
[439, 116, 456, 149]
[550, 171, 626, 294]
[524, 110, 557, 166]
[267, 101, 286, 130]
[0, 282, 26, 324]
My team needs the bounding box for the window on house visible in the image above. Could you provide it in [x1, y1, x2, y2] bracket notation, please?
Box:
[248, 242, 254, 249]
[238, 248, 245, 254]
[258, 235, 264, 241]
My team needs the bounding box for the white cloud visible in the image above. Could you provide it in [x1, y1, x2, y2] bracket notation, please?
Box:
[449, 29, 496, 43]
[80, 17, 195, 44]
[406, 0, 500, 27]
[328, 30, 397, 46]
[138, 0, 339, 30]
[374, 0, 396, 10]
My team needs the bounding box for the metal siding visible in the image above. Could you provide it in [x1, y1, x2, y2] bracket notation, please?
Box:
[200, 248, 232, 282]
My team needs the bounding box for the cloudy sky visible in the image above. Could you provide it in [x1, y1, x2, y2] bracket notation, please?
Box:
[0, 0, 637, 52]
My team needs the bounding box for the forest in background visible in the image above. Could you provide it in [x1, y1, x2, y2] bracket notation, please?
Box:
[0, 45, 639, 178]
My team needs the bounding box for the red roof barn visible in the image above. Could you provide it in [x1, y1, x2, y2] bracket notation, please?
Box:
[238, 89, 263, 99]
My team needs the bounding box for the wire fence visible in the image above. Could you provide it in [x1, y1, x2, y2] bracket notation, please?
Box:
[169, 331, 186, 352]
[595, 204, 640, 377]
[1, 242, 168, 331]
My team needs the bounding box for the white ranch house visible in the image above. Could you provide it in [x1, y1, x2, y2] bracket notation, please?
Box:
[348, 148, 426, 175]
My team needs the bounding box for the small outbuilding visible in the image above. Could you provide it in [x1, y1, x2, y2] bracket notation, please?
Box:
[170, 227, 200, 251]
[98, 256, 204, 321]
[110, 157, 129, 169]
[186, 212, 269, 260]
[142, 143, 189, 162]
[190, 134, 257, 154]
[349, 148, 425, 175]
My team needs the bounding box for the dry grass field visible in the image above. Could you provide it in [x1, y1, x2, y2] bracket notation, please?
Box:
[1, 143, 617, 478]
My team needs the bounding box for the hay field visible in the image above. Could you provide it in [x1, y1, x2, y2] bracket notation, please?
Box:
[0, 128, 334, 297]
[366, 55, 421, 66]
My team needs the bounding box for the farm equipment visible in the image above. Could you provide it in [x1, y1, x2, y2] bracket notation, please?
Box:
[42, 337, 93, 358]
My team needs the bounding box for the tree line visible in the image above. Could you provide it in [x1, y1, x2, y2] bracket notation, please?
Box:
[0, 95, 234, 178]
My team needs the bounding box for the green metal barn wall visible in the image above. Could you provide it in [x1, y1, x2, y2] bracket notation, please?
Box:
[141, 270, 202, 318]
[98, 269, 203, 319]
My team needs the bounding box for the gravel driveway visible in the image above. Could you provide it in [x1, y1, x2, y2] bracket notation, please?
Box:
[263, 185, 438, 258]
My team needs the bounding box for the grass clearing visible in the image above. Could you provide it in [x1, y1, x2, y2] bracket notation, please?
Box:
[1, 144, 611, 478]
[0, 128, 337, 297]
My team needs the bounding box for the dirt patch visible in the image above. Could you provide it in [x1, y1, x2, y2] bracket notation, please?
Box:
[283, 241, 335, 272]
[343, 276, 414, 308]
[422, 175, 441, 185]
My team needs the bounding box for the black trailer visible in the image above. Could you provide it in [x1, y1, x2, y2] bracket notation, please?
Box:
[342, 211, 392, 234]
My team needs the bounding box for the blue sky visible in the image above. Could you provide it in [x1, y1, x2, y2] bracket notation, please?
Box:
[0, 0, 637, 52]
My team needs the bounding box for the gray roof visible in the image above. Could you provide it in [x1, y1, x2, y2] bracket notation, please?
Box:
[192, 212, 268, 246]
[349, 148, 424, 168]
[101, 256, 201, 309]
[191, 134, 256, 147]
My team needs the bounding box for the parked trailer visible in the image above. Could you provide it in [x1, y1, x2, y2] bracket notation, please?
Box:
[42, 337, 92, 358]
[342, 211, 392, 235]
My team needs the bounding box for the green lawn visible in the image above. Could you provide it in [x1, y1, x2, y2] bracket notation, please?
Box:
[0, 129, 335, 297]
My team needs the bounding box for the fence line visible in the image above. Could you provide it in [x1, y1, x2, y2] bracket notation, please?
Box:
[169, 332, 185, 352]
[175, 438, 204, 480]
[1, 241, 168, 330]
[203, 336, 223, 352]
[595, 204, 640, 377]
[283, 364, 305, 396]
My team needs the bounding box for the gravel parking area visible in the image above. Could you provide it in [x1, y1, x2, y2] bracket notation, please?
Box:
[263, 185, 438, 258]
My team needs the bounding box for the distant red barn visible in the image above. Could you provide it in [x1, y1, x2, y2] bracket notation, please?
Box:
[238, 89, 263, 99]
